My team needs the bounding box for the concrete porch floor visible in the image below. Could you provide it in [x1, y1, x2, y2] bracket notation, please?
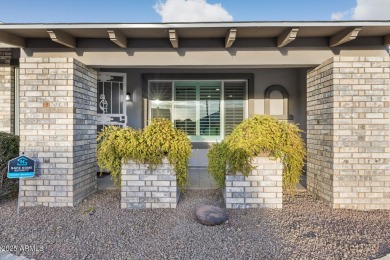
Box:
[188, 167, 217, 189]
[97, 174, 118, 191]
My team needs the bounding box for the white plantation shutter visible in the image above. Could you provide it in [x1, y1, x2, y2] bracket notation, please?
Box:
[148, 80, 247, 140]
[224, 82, 245, 136]
[199, 86, 221, 136]
[174, 86, 197, 135]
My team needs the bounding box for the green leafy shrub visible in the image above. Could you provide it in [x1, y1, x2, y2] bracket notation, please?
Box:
[97, 119, 192, 191]
[0, 132, 19, 189]
[207, 141, 228, 189]
[208, 115, 306, 193]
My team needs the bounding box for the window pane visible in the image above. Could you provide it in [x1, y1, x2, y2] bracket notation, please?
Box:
[151, 100, 172, 120]
[149, 82, 172, 101]
[148, 80, 247, 140]
[224, 82, 245, 136]
[199, 84, 221, 136]
[174, 84, 196, 135]
[150, 82, 172, 120]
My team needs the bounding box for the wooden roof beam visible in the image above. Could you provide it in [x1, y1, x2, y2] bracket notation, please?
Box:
[0, 30, 25, 48]
[169, 29, 179, 49]
[329, 27, 362, 47]
[225, 28, 237, 48]
[47, 30, 76, 48]
[277, 28, 299, 48]
[108, 29, 127, 48]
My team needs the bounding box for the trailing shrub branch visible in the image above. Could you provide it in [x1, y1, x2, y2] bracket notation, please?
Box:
[0, 132, 19, 189]
[97, 119, 192, 192]
[208, 115, 306, 193]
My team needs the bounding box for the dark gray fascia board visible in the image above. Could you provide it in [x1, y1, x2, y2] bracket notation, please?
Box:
[1, 21, 390, 29]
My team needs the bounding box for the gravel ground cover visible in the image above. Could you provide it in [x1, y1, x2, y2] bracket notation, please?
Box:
[0, 190, 389, 260]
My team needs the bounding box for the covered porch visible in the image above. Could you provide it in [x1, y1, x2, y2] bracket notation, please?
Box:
[0, 21, 389, 209]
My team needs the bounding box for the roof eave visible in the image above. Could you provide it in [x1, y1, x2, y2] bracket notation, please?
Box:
[1, 20, 390, 29]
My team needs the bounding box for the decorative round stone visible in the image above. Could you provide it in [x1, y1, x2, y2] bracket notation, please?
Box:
[195, 205, 228, 226]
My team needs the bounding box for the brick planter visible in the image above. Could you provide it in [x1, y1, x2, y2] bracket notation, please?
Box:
[121, 160, 180, 209]
[224, 156, 283, 209]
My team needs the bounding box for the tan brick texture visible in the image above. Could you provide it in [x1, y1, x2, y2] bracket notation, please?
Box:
[0, 48, 14, 133]
[307, 56, 390, 210]
[19, 58, 97, 207]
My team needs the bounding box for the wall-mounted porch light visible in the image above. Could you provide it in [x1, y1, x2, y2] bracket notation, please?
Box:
[126, 92, 132, 102]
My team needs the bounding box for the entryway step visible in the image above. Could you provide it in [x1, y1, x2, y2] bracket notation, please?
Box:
[188, 167, 217, 190]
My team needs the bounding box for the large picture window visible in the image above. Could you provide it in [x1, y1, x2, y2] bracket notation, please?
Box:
[149, 80, 247, 141]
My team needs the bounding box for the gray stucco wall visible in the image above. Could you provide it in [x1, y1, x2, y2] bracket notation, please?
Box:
[97, 68, 307, 167]
[99, 67, 307, 167]
[100, 67, 307, 131]
[21, 37, 388, 68]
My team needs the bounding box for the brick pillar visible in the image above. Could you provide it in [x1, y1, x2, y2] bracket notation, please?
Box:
[307, 56, 390, 210]
[0, 48, 14, 133]
[19, 58, 97, 207]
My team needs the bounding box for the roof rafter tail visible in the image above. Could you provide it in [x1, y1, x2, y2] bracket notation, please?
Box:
[108, 29, 127, 48]
[169, 29, 179, 49]
[225, 28, 237, 48]
[329, 27, 362, 47]
[0, 30, 25, 48]
[47, 30, 76, 48]
[277, 28, 299, 48]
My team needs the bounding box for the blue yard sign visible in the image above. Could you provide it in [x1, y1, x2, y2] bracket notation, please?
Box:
[7, 155, 36, 178]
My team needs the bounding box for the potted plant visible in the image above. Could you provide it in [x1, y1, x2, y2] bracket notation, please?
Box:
[207, 115, 306, 209]
[97, 118, 192, 208]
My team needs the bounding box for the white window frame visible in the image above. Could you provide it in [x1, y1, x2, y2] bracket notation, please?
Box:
[148, 79, 248, 142]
